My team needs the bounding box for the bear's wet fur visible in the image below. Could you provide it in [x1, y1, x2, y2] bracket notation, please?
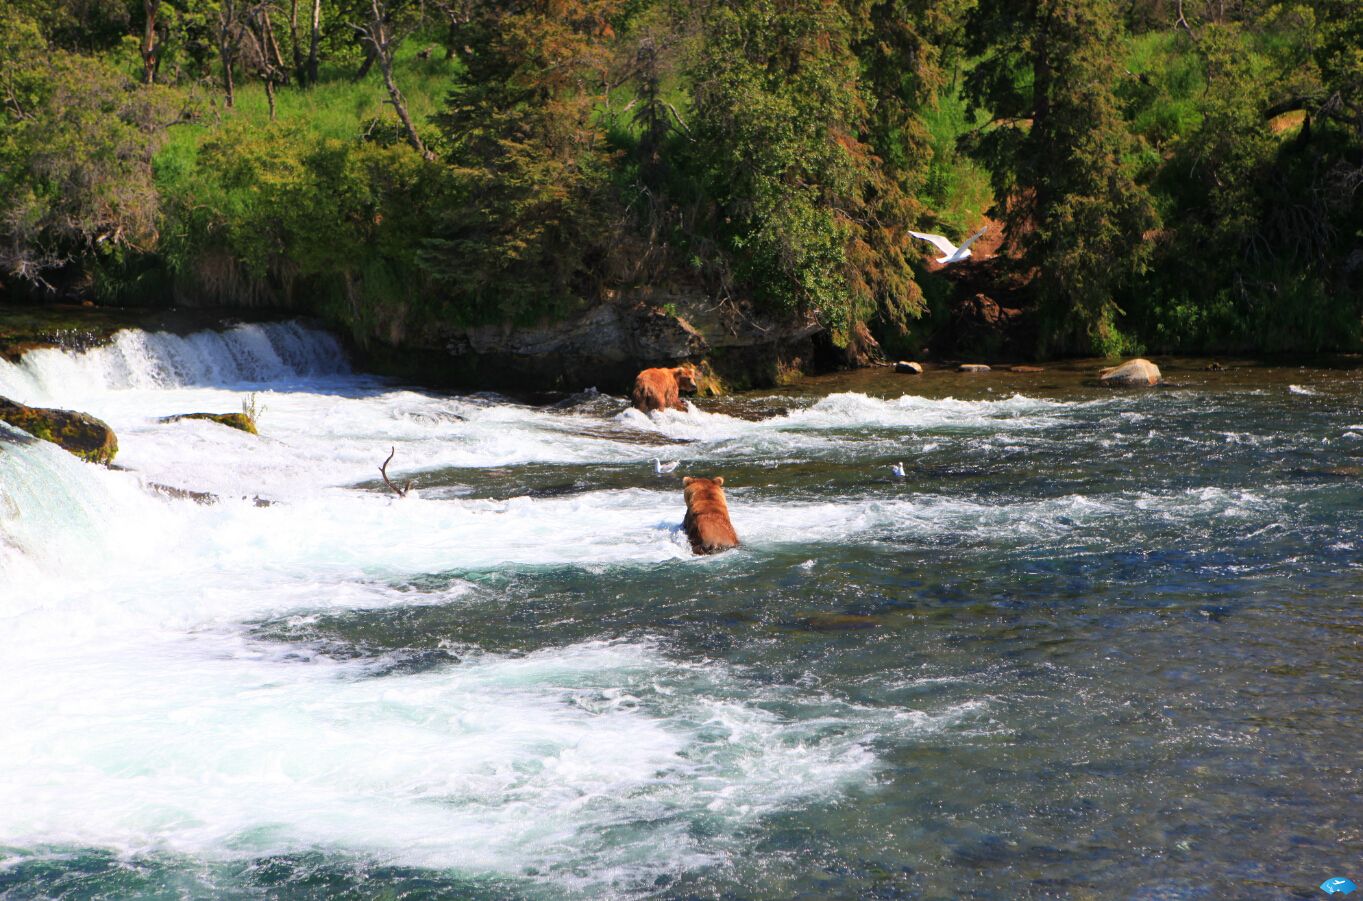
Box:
[682, 476, 740, 555]
[631, 365, 699, 413]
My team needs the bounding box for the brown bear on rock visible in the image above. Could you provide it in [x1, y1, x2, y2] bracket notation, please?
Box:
[682, 476, 740, 555]
[631, 365, 698, 413]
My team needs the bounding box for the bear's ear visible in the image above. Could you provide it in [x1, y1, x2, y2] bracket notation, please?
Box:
[682, 476, 694, 486]
[713, 476, 724, 487]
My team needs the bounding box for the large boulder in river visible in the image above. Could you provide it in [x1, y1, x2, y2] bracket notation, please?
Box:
[159, 412, 258, 434]
[0, 396, 117, 464]
[1099, 358, 1162, 387]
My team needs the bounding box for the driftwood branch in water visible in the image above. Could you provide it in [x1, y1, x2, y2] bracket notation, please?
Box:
[379, 446, 413, 497]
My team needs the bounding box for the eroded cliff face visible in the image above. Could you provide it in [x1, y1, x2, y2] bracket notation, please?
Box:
[0, 283, 835, 395]
[355, 290, 827, 393]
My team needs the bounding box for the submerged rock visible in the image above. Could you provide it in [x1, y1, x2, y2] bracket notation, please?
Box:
[799, 613, 883, 632]
[0, 396, 118, 464]
[160, 412, 258, 434]
[1099, 358, 1162, 387]
[144, 482, 220, 505]
[894, 361, 924, 374]
[1010, 365, 1045, 373]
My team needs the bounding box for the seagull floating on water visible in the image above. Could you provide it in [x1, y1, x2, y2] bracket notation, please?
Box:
[908, 226, 988, 266]
[890, 462, 906, 478]
[654, 458, 679, 475]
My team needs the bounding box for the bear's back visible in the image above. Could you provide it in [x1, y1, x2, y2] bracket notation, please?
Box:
[632, 368, 680, 412]
[682, 477, 739, 554]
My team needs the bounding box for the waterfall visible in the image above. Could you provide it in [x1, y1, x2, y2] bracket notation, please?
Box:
[0, 321, 349, 407]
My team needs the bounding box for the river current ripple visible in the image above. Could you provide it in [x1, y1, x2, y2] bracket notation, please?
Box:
[1, 324, 1361, 899]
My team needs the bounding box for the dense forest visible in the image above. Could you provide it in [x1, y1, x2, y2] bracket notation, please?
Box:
[1, 0, 1361, 364]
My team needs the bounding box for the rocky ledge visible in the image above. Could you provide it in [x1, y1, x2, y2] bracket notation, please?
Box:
[357, 290, 826, 393]
[0, 305, 307, 362]
[0, 396, 118, 464]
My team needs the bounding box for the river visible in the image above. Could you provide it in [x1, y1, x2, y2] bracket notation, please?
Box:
[1, 322, 1360, 898]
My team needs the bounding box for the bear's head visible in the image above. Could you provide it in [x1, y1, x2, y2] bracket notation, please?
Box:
[682, 475, 724, 503]
[673, 365, 699, 394]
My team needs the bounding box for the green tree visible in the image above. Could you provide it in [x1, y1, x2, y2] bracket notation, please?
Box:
[849, 0, 962, 189]
[965, 0, 1158, 354]
[8, 0, 131, 52]
[1317, 0, 1363, 300]
[425, 0, 623, 324]
[683, 0, 928, 341]
[1130, 6, 1363, 352]
[0, 8, 182, 294]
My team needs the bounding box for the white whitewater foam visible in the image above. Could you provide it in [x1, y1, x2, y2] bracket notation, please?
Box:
[617, 391, 1082, 445]
[0, 436, 975, 889]
[0, 636, 915, 892]
[0, 422, 174, 588]
[1288, 384, 1319, 396]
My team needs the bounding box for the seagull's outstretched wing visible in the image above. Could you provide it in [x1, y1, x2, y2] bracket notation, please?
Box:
[908, 231, 959, 257]
[957, 226, 989, 252]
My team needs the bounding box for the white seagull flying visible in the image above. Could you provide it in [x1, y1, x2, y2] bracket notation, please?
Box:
[908, 226, 988, 266]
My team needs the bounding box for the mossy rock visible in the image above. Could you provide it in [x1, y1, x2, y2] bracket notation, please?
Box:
[159, 412, 258, 434]
[692, 359, 727, 397]
[0, 396, 118, 464]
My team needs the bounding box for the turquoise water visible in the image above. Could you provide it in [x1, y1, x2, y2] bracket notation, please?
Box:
[1, 332, 1361, 898]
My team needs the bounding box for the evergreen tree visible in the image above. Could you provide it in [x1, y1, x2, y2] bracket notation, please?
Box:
[1317, 0, 1363, 301]
[848, 0, 962, 189]
[965, 0, 1158, 354]
[425, 0, 623, 324]
[684, 0, 927, 341]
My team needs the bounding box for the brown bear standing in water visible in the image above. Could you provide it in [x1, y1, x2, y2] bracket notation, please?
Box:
[682, 476, 740, 555]
[631, 365, 698, 413]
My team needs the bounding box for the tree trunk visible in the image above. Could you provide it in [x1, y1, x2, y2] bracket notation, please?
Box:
[288, 0, 303, 81]
[306, 0, 321, 85]
[363, 0, 433, 160]
[260, 8, 288, 79]
[265, 78, 277, 119]
[222, 51, 236, 107]
[1027, 5, 1053, 219]
[141, 0, 160, 85]
[378, 54, 431, 159]
[354, 43, 377, 81]
[218, 1, 237, 107]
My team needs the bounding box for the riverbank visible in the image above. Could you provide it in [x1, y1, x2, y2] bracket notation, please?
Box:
[8, 303, 1363, 398]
